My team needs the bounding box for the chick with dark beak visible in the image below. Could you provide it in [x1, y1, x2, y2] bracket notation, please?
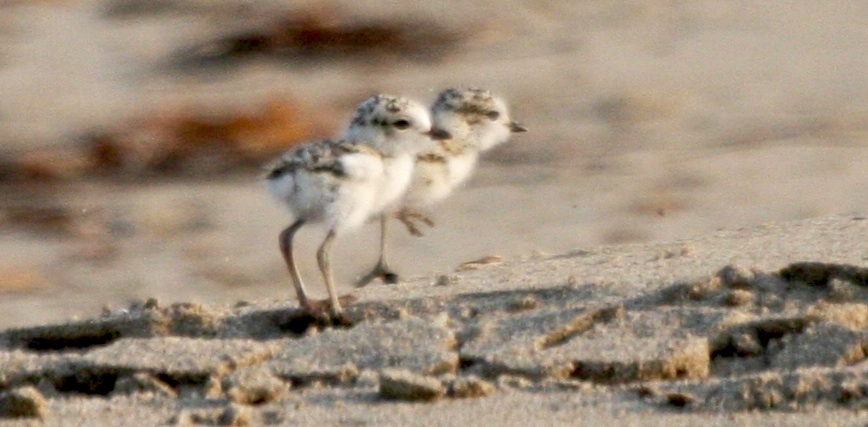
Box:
[357, 125, 453, 286]
[357, 88, 527, 287]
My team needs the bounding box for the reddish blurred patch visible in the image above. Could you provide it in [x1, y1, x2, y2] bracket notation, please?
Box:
[0, 98, 332, 182]
[0, 267, 46, 294]
[89, 98, 328, 176]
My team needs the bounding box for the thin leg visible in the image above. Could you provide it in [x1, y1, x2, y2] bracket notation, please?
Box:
[378, 215, 400, 283]
[355, 214, 400, 287]
[377, 214, 394, 276]
[316, 228, 343, 317]
[279, 219, 314, 311]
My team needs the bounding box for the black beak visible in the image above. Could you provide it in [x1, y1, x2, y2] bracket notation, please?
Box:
[426, 128, 452, 140]
[509, 121, 528, 133]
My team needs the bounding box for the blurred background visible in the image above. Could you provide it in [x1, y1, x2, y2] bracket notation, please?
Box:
[1, 0, 866, 328]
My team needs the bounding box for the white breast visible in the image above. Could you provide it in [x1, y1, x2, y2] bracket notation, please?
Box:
[403, 158, 451, 208]
[446, 151, 479, 188]
[371, 154, 415, 213]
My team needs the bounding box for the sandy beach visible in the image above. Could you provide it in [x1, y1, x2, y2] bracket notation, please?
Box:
[0, 0, 866, 424]
[0, 216, 866, 425]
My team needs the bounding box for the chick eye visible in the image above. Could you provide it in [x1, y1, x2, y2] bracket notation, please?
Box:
[392, 119, 411, 130]
[485, 111, 500, 120]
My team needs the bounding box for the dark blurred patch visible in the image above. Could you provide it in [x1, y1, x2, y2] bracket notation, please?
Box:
[102, 0, 254, 19]
[177, 11, 464, 68]
[0, 146, 91, 183]
[102, 0, 178, 18]
[1, 204, 74, 235]
[0, 98, 330, 182]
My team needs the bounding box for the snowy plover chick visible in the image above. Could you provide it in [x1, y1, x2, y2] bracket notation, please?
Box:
[345, 94, 450, 285]
[357, 87, 526, 286]
[266, 94, 445, 321]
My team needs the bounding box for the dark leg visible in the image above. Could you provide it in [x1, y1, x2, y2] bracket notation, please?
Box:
[279, 219, 315, 311]
[355, 214, 400, 287]
[375, 214, 400, 283]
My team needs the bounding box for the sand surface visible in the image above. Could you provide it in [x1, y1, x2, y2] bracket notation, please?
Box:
[0, 216, 866, 425]
[0, 0, 867, 425]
